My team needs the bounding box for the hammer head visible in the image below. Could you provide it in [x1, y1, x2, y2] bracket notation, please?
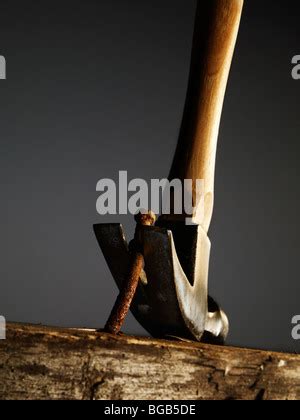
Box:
[94, 221, 228, 344]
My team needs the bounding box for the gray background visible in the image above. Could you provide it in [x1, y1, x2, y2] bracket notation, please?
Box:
[0, 0, 299, 352]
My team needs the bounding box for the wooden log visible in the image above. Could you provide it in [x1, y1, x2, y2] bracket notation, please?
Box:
[0, 323, 299, 400]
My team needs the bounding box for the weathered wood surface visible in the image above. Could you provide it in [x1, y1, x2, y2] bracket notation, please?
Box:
[0, 323, 299, 400]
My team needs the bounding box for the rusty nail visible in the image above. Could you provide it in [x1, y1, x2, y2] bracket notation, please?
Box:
[104, 211, 156, 335]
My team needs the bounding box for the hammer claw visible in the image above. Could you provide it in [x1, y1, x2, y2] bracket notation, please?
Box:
[94, 223, 228, 343]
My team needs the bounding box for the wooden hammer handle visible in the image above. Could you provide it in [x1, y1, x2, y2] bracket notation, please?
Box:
[168, 0, 244, 231]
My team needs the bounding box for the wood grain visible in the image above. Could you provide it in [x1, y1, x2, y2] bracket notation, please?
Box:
[0, 323, 299, 400]
[168, 0, 244, 231]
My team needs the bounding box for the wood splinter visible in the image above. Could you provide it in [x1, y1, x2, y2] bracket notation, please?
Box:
[104, 211, 156, 335]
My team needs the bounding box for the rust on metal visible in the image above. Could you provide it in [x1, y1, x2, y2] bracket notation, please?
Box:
[104, 211, 156, 335]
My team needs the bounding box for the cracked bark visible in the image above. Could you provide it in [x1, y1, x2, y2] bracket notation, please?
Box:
[0, 323, 299, 400]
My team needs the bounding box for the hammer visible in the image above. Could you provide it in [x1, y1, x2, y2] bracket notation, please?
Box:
[94, 0, 244, 343]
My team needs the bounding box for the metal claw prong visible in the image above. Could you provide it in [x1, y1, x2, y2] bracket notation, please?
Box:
[94, 222, 228, 343]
